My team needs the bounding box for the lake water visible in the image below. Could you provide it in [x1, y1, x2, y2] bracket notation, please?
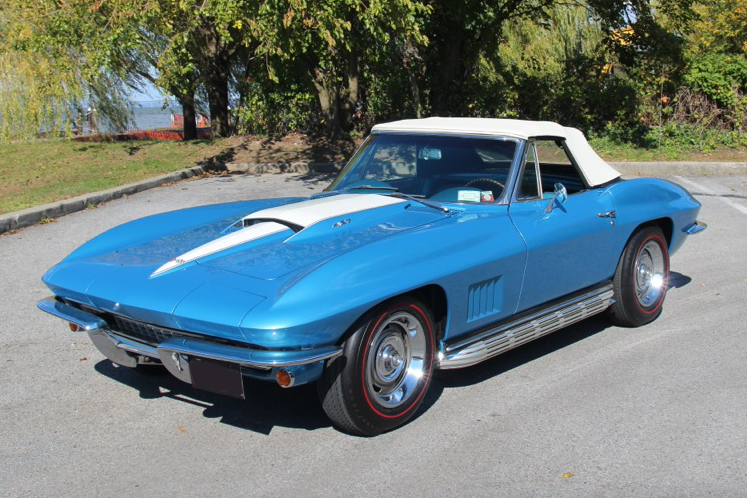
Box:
[130, 105, 180, 130]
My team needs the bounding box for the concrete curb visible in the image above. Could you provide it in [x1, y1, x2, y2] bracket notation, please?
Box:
[0, 165, 206, 235]
[610, 161, 746, 176]
[1, 160, 744, 236]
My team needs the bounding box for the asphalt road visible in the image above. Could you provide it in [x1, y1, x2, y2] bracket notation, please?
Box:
[1, 172, 745, 496]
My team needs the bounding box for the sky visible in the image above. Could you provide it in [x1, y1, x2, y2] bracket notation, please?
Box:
[128, 79, 167, 103]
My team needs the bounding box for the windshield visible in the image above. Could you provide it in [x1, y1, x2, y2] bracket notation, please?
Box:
[327, 134, 519, 204]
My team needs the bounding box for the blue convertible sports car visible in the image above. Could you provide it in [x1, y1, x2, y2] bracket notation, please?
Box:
[38, 118, 706, 435]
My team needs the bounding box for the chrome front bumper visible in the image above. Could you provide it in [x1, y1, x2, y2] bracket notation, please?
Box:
[37, 297, 342, 386]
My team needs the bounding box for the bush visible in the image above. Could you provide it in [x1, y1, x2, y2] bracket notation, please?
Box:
[684, 53, 747, 107]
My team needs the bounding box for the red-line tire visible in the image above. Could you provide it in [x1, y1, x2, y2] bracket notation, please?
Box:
[609, 226, 670, 327]
[317, 298, 436, 436]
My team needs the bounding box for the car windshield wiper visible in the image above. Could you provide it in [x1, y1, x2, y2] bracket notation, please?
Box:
[345, 185, 400, 191]
[388, 192, 451, 213]
[344, 184, 451, 213]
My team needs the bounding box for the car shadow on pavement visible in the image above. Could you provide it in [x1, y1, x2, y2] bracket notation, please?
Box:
[668, 271, 691, 289]
[418, 314, 615, 418]
[94, 360, 331, 435]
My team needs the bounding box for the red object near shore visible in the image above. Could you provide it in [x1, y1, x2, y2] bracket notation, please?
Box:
[72, 128, 212, 142]
[171, 113, 209, 128]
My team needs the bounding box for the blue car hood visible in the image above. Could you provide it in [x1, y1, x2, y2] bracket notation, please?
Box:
[107, 193, 446, 281]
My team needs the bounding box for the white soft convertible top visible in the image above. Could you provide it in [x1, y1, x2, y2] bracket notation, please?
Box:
[372, 117, 621, 187]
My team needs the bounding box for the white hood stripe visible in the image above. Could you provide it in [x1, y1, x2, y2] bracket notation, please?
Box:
[242, 194, 405, 228]
[150, 222, 288, 276]
[150, 194, 405, 277]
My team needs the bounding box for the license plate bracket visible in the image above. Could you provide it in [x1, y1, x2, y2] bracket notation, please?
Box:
[189, 357, 245, 399]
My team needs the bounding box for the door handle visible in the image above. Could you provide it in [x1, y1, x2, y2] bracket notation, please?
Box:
[597, 210, 617, 218]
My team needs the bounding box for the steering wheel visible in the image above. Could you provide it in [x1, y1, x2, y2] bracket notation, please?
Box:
[465, 178, 505, 193]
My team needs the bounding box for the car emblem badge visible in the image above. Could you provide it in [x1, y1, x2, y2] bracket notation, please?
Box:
[333, 219, 351, 227]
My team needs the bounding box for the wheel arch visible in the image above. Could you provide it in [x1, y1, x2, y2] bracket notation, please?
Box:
[335, 284, 449, 346]
[632, 217, 674, 249]
[409, 284, 448, 340]
[646, 217, 674, 249]
[612, 217, 673, 274]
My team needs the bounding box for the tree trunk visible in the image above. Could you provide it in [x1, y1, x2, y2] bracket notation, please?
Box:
[403, 39, 422, 118]
[196, 25, 232, 138]
[182, 92, 197, 140]
[407, 70, 422, 119]
[307, 63, 342, 138]
[341, 50, 359, 130]
[207, 65, 231, 137]
[168, 74, 198, 141]
[432, 30, 465, 115]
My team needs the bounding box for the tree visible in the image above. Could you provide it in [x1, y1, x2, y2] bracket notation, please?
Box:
[0, 0, 133, 139]
[244, 0, 430, 137]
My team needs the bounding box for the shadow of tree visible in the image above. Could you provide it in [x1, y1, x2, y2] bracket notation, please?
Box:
[286, 170, 338, 189]
[196, 144, 237, 172]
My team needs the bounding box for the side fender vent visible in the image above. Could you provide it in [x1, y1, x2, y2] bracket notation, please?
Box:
[467, 276, 504, 322]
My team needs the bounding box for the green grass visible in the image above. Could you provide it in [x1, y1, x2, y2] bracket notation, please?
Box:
[2, 133, 745, 216]
[590, 139, 747, 162]
[0, 138, 230, 214]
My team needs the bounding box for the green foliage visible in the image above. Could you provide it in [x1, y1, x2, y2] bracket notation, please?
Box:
[684, 54, 747, 106]
[1, 0, 745, 153]
[592, 120, 747, 154]
[236, 82, 318, 135]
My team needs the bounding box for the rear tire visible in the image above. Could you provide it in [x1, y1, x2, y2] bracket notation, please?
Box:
[609, 226, 670, 327]
[317, 298, 436, 436]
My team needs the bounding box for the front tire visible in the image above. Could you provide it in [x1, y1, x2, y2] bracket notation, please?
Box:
[609, 226, 670, 327]
[318, 298, 436, 436]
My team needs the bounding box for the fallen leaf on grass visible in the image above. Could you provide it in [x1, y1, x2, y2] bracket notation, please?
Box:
[79, 357, 88, 361]
[178, 426, 186, 433]
[561, 472, 573, 478]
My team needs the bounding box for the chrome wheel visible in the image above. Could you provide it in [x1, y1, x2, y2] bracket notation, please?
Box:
[635, 239, 667, 307]
[365, 311, 427, 409]
[318, 298, 435, 436]
[609, 226, 670, 327]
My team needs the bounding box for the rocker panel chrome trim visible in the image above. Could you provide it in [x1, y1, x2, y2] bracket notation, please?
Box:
[439, 284, 614, 369]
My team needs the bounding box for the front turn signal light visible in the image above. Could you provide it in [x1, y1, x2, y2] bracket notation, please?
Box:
[276, 368, 295, 388]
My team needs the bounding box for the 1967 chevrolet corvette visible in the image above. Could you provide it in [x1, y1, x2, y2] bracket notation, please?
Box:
[38, 118, 706, 435]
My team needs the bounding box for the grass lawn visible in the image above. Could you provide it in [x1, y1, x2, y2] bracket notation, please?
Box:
[590, 138, 747, 162]
[2, 133, 745, 216]
[0, 138, 231, 214]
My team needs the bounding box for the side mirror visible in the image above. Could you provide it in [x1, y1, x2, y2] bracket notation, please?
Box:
[544, 183, 568, 213]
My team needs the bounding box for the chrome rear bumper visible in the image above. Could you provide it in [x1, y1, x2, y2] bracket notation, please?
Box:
[684, 220, 707, 235]
[37, 297, 342, 384]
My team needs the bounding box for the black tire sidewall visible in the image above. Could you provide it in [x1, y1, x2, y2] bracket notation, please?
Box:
[340, 299, 436, 435]
[615, 227, 670, 326]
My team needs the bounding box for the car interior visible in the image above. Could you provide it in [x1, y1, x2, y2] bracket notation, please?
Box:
[337, 135, 588, 204]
